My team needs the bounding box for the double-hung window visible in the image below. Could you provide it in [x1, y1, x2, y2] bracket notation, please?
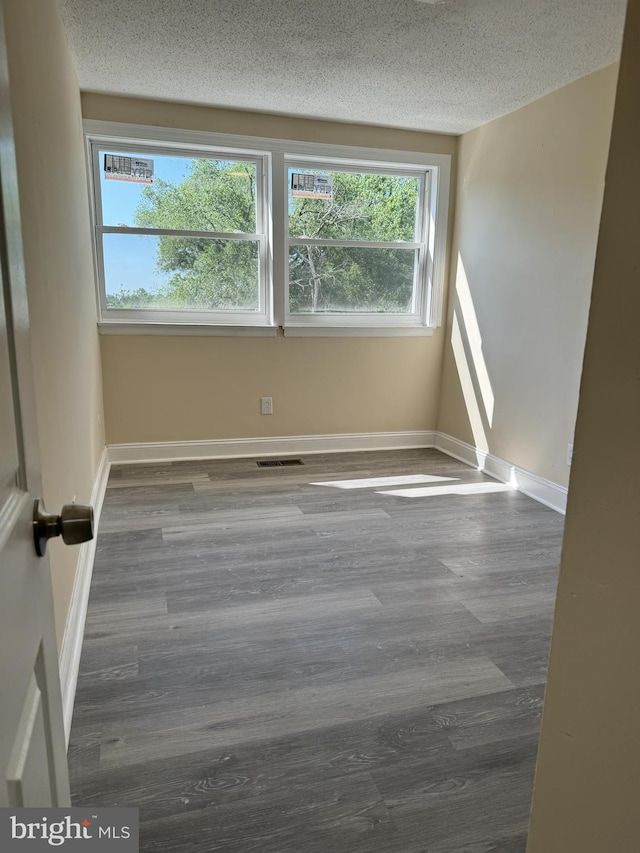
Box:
[86, 126, 450, 334]
[91, 143, 270, 326]
[285, 159, 430, 329]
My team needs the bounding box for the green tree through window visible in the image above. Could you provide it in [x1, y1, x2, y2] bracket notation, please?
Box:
[288, 170, 419, 314]
[106, 161, 421, 315]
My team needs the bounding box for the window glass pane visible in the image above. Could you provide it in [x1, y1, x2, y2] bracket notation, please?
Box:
[288, 168, 419, 242]
[288, 245, 416, 314]
[100, 151, 257, 233]
[103, 234, 260, 311]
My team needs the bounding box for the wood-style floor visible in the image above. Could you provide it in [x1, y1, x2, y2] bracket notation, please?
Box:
[68, 449, 564, 852]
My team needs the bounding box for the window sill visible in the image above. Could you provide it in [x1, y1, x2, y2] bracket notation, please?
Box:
[97, 322, 278, 337]
[97, 322, 435, 338]
[283, 325, 435, 338]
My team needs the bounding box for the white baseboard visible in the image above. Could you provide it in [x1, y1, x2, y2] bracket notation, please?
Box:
[434, 432, 568, 514]
[59, 447, 110, 745]
[107, 431, 437, 464]
[107, 429, 566, 513]
[434, 432, 491, 470]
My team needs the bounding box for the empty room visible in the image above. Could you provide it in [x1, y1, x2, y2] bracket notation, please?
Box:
[1, 1, 639, 852]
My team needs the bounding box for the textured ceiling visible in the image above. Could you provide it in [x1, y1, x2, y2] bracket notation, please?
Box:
[57, 0, 626, 134]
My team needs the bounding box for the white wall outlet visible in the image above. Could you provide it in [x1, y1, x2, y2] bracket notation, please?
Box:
[567, 442, 574, 466]
[261, 396, 273, 415]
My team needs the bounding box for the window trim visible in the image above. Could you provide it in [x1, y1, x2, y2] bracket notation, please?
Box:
[84, 121, 451, 335]
[284, 156, 430, 327]
[88, 138, 272, 327]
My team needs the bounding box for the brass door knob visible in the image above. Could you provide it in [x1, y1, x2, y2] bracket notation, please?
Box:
[33, 499, 94, 557]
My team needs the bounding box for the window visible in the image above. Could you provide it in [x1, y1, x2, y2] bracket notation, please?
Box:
[91, 144, 270, 326]
[86, 126, 450, 335]
[286, 161, 428, 327]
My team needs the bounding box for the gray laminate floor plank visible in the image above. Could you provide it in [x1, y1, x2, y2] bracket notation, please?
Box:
[370, 734, 539, 851]
[69, 448, 563, 851]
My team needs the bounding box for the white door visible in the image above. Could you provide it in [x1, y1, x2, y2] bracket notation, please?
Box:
[0, 8, 70, 806]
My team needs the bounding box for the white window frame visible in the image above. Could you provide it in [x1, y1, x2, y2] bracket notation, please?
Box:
[284, 156, 430, 329]
[87, 137, 272, 329]
[84, 121, 451, 337]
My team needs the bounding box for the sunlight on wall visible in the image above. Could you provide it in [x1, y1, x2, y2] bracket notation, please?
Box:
[451, 310, 489, 454]
[454, 257, 494, 426]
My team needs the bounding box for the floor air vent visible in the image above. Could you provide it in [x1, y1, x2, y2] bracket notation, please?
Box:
[257, 459, 304, 467]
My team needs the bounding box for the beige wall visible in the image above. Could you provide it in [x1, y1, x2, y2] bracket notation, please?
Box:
[4, 0, 104, 646]
[81, 93, 457, 156]
[101, 332, 442, 444]
[82, 95, 456, 445]
[437, 64, 618, 487]
[527, 2, 640, 849]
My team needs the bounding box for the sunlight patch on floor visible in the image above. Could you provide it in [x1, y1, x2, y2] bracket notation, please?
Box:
[310, 474, 458, 489]
[378, 481, 513, 498]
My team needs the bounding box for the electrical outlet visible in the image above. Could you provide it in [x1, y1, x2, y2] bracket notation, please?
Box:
[567, 443, 574, 466]
[261, 396, 273, 415]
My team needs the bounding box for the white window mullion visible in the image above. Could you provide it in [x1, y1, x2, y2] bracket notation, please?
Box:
[271, 151, 286, 327]
[255, 155, 270, 322]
